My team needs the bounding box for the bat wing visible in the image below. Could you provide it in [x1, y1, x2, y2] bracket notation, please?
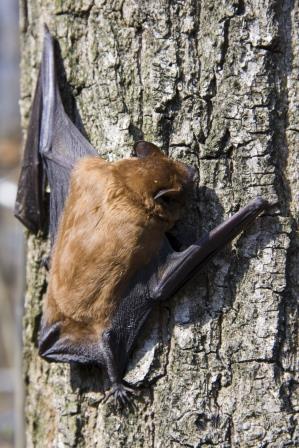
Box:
[38, 196, 268, 405]
[104, 197, 268, 373]
[150, 197, 268, 301]
[15, 25, 97, 243]
[14, 69, 44, 234]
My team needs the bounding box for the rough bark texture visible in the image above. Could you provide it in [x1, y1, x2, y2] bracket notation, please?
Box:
[20, 0, 298, 447]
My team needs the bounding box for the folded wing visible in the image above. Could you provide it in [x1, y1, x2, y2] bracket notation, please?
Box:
[15, 25, 97, 243]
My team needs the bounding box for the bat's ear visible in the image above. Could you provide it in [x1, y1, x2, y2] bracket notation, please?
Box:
[131, 141, 163, 158]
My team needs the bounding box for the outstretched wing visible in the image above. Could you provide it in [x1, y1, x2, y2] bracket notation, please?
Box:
[15, 25, 97, 243]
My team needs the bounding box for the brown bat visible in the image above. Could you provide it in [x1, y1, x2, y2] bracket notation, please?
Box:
[45, 144, 195, 344]
[15, 26, 268, 407]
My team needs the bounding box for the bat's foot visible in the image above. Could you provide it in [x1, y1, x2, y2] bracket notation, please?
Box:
[104, 382, 137, 410]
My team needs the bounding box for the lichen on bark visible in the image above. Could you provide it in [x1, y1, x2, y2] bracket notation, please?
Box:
[19, 0, 298, 446]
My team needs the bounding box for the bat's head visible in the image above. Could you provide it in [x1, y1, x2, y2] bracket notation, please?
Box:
[115, 141, 196, 229]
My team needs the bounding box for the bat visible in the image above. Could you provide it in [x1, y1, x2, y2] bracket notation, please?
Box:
[15, 26, 268, 407]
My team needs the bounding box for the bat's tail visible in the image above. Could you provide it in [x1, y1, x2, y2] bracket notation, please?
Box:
[153, 197, 268, 300]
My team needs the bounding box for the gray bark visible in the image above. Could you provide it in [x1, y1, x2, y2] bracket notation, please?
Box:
[19, 0, 298, 447]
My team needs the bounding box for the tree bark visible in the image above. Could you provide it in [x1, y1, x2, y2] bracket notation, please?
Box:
[20, 0, 298, 447]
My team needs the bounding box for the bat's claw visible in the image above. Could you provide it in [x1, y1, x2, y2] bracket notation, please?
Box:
[104, 382, 137, 411]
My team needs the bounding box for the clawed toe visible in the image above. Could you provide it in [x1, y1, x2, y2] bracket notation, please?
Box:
[104, 383, 137, 410]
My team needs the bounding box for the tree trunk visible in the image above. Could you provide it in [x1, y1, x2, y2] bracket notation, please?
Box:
[19, 0, 298, 447]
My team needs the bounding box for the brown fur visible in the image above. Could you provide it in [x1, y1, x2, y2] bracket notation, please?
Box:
[44, 145, 193, 341]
